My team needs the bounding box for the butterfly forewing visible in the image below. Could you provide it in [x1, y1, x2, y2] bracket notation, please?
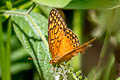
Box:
[48, 8, 67, 58]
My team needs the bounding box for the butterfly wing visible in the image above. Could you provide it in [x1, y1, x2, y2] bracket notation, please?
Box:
[48, 8, 95, 64]
[56, 37, 96, 64]
[50, 28, 95, 64]
[48, 8, 67, 58]
[58, 28, 80, 55]
[50, 28, 81, 64]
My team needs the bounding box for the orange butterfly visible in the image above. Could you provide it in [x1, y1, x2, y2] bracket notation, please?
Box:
[48, 8, 96, 64]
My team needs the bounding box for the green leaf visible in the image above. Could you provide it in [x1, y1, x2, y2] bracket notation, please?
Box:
[11, 10, 53, 80]
[88, 67, 103, 80]
[64, 0, 120, 9]
[32, 0, 72, 8]
[102, 54, 115, 80]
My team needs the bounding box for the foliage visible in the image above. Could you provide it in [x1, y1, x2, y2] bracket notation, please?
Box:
[0, 0, 120, 80]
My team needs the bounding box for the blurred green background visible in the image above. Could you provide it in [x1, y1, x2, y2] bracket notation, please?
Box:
[0, 0, 120, 80]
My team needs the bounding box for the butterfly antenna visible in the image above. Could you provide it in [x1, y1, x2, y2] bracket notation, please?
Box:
[79, 38, 96, 54]
[84, 38, 96, 46]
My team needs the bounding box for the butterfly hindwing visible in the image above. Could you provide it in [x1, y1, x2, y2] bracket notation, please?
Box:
[52, 28, 81, 63]
[58, 28, 80, 54]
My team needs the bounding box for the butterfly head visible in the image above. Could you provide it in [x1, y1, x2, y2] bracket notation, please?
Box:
[49, 56, 60, 64]
[49, 59, 57, 64]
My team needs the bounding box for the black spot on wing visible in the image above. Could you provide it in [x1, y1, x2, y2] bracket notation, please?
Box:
[64, 28, 80, 48]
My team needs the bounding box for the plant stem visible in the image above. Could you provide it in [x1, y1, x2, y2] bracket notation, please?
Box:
[93, 9, 116, 80]
[5, 0, 12, 79]
[26, 2, 36, 14]
[103, 53, 115, 80]
[6, 17, 12, 80]
[72, 10, 84, 70]
[26, 15, 49, 49]
[0, 16, 6, 80]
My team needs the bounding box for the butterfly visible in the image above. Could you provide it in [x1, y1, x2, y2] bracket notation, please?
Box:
[48, 8, 96, 64]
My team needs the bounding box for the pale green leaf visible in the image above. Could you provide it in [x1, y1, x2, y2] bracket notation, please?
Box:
[11, 10, 53, 80]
